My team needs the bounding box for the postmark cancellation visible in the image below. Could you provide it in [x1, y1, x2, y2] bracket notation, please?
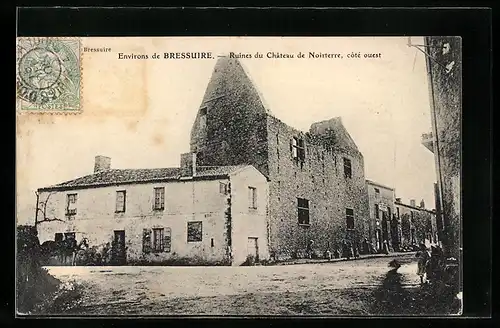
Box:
[16, 37, 82, 113]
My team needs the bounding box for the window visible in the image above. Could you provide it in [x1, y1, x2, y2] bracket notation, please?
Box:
[219, 182, 228, 195]
[248, 187, 257, 209]
[115, 190, 126, 213]
[291, 137, 305, 161]
[346, 208, 355, 230]
[297, 198, 310, 225]
[187, 221, 203, 242]
[66, 193, 77, 215]
[297, 138, 305, 161]
[343, 158, 352, 178]
[154, 187, 165, 210]
[375, 204, 380, 219]
[54, 233, 63, 242]
[143, 227, 171, 253]
[374, 188, 380, 195]
[397, 207, 400, 219]
[211, 238, 214, 248]
[199, 107, 207, 130]
[291, 137, 298, 158]
[64, 232, 75, 240]
[152, 228, 164, 252]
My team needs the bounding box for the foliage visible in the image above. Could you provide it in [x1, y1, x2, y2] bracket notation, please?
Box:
[17, 225, 61, 314]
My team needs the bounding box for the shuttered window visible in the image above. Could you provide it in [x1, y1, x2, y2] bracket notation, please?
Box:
[66, 193, 77, 215]
[142, 229, 151, 254]
[152, 228, 164, 252]
[116, 190, 126, 213]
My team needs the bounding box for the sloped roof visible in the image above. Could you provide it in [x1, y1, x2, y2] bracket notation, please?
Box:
[366, 179, 395, 191]
[39, 165, 248, 192]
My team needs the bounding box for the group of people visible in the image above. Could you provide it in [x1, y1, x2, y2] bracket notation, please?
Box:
[307, 239, 375, 260]
[416, 243, 446, 285]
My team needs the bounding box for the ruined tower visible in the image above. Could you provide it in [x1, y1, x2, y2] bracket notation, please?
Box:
[190, 56, 270, 176]
[190, 57, 370, 260]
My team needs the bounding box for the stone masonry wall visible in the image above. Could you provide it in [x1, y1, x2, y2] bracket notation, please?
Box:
[425, 36, 461, 259]
[266, 116, 370, 260]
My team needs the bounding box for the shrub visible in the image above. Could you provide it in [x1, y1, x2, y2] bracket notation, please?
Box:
[17, 225, 61, 314]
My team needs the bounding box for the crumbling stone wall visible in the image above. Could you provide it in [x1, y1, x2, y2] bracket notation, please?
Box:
[190, 57, 371, 260]
[266, 116, 370, 260]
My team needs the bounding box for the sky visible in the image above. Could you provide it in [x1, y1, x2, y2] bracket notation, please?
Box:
[16, 36, 437, 225]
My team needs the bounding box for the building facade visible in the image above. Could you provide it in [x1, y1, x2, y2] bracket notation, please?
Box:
[395, 198, 439, 249]
[36, 155, 270, 266]
[366, 180, 397, 252]
[421, 36, 461, 260]
[190, 56, 370, 260]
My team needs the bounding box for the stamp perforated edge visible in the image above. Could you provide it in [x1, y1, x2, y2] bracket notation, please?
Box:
[16, 37, 83, 115]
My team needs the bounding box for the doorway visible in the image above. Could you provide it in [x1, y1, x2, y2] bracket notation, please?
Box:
[375, 229, 382, 252]
[390, 219, 400, 251]
[112, 230, 126, 265]
[247, 237, 259, 263]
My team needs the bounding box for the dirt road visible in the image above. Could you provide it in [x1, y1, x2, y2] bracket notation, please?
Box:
[40, 254, 459, 316]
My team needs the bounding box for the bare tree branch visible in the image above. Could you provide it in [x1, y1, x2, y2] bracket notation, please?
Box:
[36, 191, 65, 226]
[37, 217, 65, 223]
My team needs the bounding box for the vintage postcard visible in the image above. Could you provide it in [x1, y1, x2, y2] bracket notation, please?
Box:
[16, 36, 462, 316]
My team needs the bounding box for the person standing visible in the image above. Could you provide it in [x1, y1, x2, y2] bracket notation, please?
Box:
[306, 239, 314, 259]
[416, 243, 431, 284]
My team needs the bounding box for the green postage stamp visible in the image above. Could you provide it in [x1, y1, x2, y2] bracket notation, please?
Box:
[16, 38, 81, 113]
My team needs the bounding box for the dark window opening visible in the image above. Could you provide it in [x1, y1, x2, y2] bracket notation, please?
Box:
[375, 204, 380, 219]
[291, 136, 305, 162]
[54, 233, 63, 242]
[374, 188, 380, 194]
[211, 238, 214, 248]
[346, 208, 355, 230]
[343, 158, 352, 178]
[187, 221, 203, 242]
[298, 198, 310, 225]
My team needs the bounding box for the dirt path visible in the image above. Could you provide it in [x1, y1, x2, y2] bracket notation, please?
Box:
[41, 254, 451, 316]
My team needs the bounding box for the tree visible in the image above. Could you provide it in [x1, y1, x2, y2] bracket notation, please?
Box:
[34, 191, 64, 227]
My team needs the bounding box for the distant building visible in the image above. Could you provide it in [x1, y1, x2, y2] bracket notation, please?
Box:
[190, 57, 370, 260]
[366, 180, 397, 252]
[395, 198, 439, 249]
[36, 155, 270, 266]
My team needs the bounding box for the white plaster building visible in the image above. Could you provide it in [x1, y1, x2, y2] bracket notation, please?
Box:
[36, 154, 270, 266]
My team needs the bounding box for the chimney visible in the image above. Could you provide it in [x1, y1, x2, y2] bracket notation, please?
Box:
[94, 155, 111, 173]
[420, 199, 425, 208]
[395, 197, 401, 203]
[180, 152, 197, 177]
[410, 199, 416, 207]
